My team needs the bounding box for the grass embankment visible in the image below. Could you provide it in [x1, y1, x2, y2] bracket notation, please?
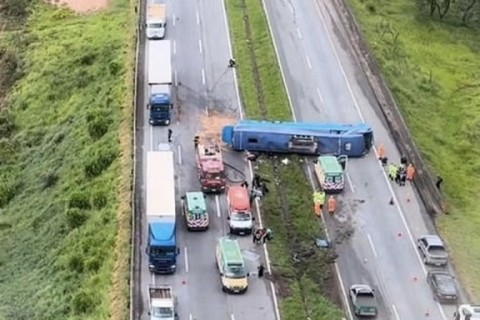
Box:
[0, 1, 135, 319]
[225, 0, 343, 318]
[348, 0, 480, 299]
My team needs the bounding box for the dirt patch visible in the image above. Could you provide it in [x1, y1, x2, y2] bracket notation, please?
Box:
[199, 111, 236, 145]
[51, 0, 109, 13]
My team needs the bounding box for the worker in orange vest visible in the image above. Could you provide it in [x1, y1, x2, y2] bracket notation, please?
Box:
[327, 196, 337, 216]
[406, 164, 416, 181]
[314, 202, 322, 217]
[377, 143, 387, 166]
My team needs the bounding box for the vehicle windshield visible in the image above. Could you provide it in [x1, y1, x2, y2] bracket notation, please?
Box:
[225, 264, 246, 278]
[152, 104, 169, 112]
[204, 172, 223, 180]
[150, 246, 176, 257]
[152, 307, 173, 318]
[326, 174, 343, 183]
[188, 211, 205, 219]
[428, 245, 446, 253]
[231, 212, 251, 221]
[148, 23, 165, 29]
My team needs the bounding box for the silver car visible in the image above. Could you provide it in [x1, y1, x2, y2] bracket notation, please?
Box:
[417, 235, 448, 266]
[427, 271, 458, 303]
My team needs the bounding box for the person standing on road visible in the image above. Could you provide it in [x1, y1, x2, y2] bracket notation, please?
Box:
[406, 164, 416, 181]
[327, 196, 337, 216]
[388, 164, 397, 181]
[257, 264, 265, 278]
[228, 58, 236, 68]
[378, 143, 387, 165]
[167, 129, 173, 143]
[193, 134, 200, 149]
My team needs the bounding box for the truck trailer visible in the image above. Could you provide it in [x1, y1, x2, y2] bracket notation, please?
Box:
[147, 40, 173, 126]
[146, 151, 179, 274]
[146, 4, 167, 40]
[148, 285, 177, 320]
[222, 120, 373, 157]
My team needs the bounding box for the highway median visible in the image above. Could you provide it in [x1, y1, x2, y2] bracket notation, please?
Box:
[0, 1, 134, 319]
[225, 0, 344, 318]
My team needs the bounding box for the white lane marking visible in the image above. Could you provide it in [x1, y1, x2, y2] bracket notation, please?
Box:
[151, 272, 155, 285]
[189, 314, 193, 320]
[184, 246, 189, 273]
[215, 195, 221, 218]
[346, 171, 355, 193]
[150, 125, 154, 151]
[316, 87, 324, 104]
[307, 166, 354, 319]
[230, 314, 235, 320]
[173, 40, 176, 55]
[174, 69, 178, 86]
[367, 233, 378, 258]
[177, 145, 182, 165]
[196, 11, 200, 25]
[392, 305, 400, 320]
[198, 39, 203, 54]
[305, 55, 312, 69]
[314, 2, 447, 319]
[172, 14, 176, 27]
[201, 68, 206, 85]
[288, 2, 294, 13]
[296, 27, 302, 39]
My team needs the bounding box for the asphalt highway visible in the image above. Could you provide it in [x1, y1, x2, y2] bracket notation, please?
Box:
[136, 0, 278, 319]
[262, 0, 459, 319]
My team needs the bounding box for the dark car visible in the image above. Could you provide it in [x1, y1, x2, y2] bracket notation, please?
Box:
[427, 271, 458, 303]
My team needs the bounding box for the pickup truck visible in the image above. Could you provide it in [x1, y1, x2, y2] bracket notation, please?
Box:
[349, 284, 378, 317]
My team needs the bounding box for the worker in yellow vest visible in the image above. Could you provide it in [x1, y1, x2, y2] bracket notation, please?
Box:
[313, 191, 326, 217]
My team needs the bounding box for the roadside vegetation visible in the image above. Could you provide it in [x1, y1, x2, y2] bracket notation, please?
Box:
[348, 0, 480, 299]
[0, 0, 135, 319]
[225, 0, 344, 318]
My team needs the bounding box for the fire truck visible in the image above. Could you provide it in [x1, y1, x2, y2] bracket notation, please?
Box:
[196, 144, 226, 193]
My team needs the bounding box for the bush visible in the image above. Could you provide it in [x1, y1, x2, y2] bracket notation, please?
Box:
[65, 208, 89, 230]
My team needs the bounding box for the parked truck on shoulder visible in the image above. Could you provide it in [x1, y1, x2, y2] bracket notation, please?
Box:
[147, 40, 173, 125]
[146, 151, 179, 274]
[146, 4, 167, 40]
[196, 143, 226, 193]
[148, 285, 177, 320]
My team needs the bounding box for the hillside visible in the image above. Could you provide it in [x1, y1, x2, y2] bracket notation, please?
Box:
[0, 1, 134, 319]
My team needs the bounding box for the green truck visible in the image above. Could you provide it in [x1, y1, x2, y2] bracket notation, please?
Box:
[349, 284, 378, 317]
[182, 192, 209, 231]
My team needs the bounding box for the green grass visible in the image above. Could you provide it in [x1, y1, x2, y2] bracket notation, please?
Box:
[225, 0, 344, 318]
[0, 1, 135, 319]
[348, 0, 480, 299]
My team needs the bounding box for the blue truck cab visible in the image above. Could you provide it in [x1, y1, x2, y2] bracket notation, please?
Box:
[149, 89, 172, 126]
[146, 220, 179, 274]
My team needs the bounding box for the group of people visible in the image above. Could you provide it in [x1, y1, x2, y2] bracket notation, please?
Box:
[252, 227, 272, 244]
[378, 143, 416, 186]
[241, 174, 270, 204]
[312, 191, 337, 217]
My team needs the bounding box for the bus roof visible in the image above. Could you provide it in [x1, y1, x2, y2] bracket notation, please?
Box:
[234, 120, 372, 135]
[218, 237, 244, 265]
[147, 151, 176, 219]
[185, 192, 206, 213]
[318, 156, 343, 174]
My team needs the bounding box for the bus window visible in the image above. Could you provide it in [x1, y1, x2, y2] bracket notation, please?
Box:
[364, 131, 373, 151]
[248, 138, 258, 144]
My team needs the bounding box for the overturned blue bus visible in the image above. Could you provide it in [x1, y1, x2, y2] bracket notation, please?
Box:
[222, 120, 373, 157]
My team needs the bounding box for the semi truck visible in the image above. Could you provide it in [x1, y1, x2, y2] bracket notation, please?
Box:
[146, 4, 167, 40]
[146, 151, 179, 274]
[222, 120, 374, 157]
[196, 144, 226, 193]
[148, 285, 177, 320]
[147, 40, 173, 126]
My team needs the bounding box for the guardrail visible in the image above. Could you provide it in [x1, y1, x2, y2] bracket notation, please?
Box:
[130, 0, 143, 319]
[331, 0, 446, 217]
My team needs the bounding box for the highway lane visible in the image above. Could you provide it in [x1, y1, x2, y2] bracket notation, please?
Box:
[137, 0, 278, 319]
[263, 0, 458, 318]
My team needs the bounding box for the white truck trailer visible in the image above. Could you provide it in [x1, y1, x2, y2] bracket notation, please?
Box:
[147, 40, 173, 125]
[146, 4, 166, 39]
[148, 285, 177, 320]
